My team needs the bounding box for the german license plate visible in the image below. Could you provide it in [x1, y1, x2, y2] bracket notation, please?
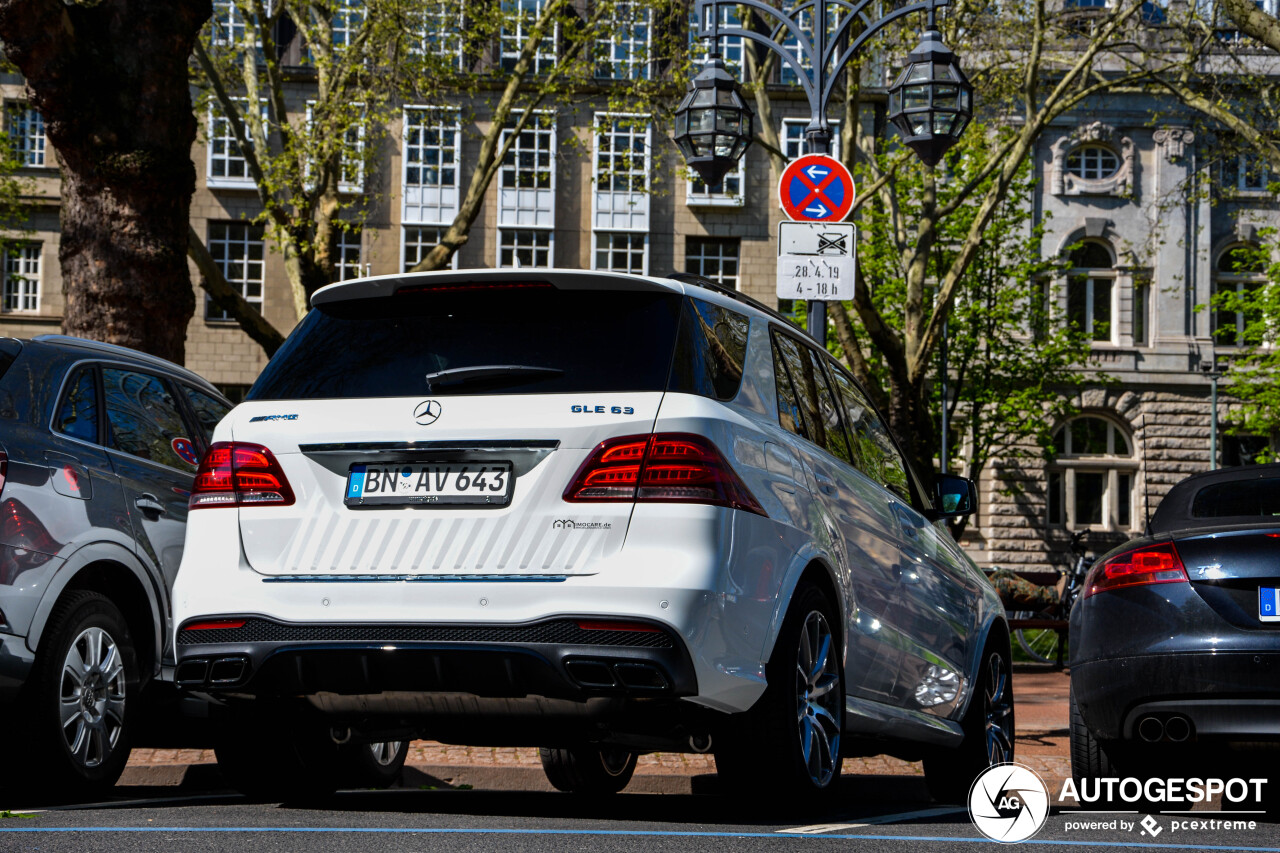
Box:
[344, 462, 513, 507]
[1260, 587, 1280, 622]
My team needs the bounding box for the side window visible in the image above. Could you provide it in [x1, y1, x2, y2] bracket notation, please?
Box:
[772, 338, 807, 440]
[102, 368, 198, 471]
[829, 368, 911, 497]
[807, 351, 853, 464]
[55, 366, 99, 444]
[182, 385, 232, 445]
[668, 297, 751, 401]
[774, 333, 832, 450]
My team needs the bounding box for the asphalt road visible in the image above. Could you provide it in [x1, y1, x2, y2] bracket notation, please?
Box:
[4, 776, 1280, 853]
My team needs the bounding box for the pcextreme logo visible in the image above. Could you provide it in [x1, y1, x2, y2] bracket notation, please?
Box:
[968, 762, 1050, 843]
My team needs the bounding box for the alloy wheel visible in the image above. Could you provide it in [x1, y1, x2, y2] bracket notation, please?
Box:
[59, 626, 126, 768]
[794, 610, 841, 787]
[983, 650, 1014, 765]
[369, 741, 403, 767]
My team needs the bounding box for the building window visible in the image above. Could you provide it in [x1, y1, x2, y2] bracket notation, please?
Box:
[331, 0, 363, 48]
[501, 0, 556, 74]
[597, 2, 650, 79]
[206, 222, 265, 320]
[210, 0, 250, 45]
[402, 107, 461, 227]
[592, 113, 649, 274]
[1132, 278, 1149, 346]
[778, 10, 816, 86]
[497, 112, 555, 268]
[7, 105, 46, 167]
[305, 102, 365, 193]
[499, 229, 551, 268]
[402, 225, 459, 271]
[1224, 434, 1272, 466]
[1048, 415, 1136, 532]
[1, 243, 41, 313]
[411, 1, 464, 66]
[333, 228, 362, 281]
[595, 232, 646, 274]
[207, 100, 267, 187]
[1066, 240, 1116, 344]
[1066, 145, 1119, 180]
[1219, 153, 1272, 193]
[687, 161, 745, 207]
[685, 237, 740, 289]
[782, 119, 840, 159]
[1212, 244, 1265, 347]
[689, 6, 743, 74]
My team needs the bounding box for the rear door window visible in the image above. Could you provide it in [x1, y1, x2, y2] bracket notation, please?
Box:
[249, 286, 683, 400]
[182, 385, 232, 445]
[773, 332, 842, 454]
[668, 297, 750, 401]
[102, 368, 198, 471]
[828, 367, 911, 497]
[772, 339, 808, 440]
[55, 366, 100, 444]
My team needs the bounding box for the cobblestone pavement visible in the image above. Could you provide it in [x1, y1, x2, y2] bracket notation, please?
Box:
[124, 668, 1070, 784]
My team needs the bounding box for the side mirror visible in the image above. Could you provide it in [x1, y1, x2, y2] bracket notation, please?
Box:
[932, 473, 977, 519]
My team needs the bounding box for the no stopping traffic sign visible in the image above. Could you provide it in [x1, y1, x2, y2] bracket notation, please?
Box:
[779, 154, 854, 222]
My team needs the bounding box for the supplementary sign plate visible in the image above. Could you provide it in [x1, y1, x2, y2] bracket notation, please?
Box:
[777, 222, 856, 301]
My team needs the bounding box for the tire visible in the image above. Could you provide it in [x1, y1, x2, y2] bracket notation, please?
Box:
[714, 581, 844, 800]
[1069, 683, 1119, 784]
[23, 590, 137, 797]
[213, 705, 341, 802]
[924, 634, 1015, 803]
[339, 740, 408, 789]
[539, 746, 637, 794]
[1013, 610, 1062, 665]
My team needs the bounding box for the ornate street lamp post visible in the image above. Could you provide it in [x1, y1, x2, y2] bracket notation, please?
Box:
[675, 0, 973, 334]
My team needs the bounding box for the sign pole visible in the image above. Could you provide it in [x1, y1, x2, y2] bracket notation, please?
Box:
[806, 136, 832, 340]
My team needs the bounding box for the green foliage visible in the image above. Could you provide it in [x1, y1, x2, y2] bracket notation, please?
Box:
[1211, 235, 1280, 459]
[0, 128, 35, 252]
[846, 123, 1097, 486]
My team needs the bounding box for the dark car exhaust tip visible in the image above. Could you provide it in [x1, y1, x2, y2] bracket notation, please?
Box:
[1137, 715, 1165, 742]
[1164, 715, 1192, 742]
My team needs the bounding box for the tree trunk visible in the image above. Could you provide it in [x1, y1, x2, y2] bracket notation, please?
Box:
[0, 0, 210, 365]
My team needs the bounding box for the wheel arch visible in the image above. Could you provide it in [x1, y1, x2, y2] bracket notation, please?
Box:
[954, 610, 1011, 722]
[763, 555, 846, 667]
[27, 543, 162, 682]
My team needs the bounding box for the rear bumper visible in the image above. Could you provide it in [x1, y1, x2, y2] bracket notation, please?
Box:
[172, 615, 698, 702]
[1072, 652, 1280, 742]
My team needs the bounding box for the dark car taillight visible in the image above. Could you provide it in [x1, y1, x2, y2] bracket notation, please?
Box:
[563, 433, 764, 515]
[190, 442, 295, 509]
[1082, 541, 1189, 599]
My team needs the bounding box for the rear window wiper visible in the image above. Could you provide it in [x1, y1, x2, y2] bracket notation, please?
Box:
[424, 365, 565, 390]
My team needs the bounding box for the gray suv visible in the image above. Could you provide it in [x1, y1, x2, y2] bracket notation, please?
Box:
[0, 334, 230, 795]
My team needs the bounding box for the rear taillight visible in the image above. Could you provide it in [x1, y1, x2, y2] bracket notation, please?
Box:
[190, 442, 295, 509]
[183, 619, 247, 631]
[563, 433, 765, 515]
[1082, 541, 1189, 599]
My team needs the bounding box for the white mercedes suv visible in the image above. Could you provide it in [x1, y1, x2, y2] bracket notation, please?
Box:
[169, 269, 1011, 802]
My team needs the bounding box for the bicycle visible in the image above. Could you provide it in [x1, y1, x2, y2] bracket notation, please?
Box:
[1011, 529, 1095, 665]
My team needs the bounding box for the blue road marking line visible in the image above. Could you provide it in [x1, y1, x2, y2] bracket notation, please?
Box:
[1, 827, 1279, 850]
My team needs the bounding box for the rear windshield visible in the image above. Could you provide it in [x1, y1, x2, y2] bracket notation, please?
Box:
[1191, 478, 1280, 519]
[249, 287, 688, 400]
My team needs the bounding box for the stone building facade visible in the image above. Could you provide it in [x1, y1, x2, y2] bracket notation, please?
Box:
[1, 18, 1275, 572]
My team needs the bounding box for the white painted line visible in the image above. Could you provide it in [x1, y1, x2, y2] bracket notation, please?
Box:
[779, 806, 966, 834]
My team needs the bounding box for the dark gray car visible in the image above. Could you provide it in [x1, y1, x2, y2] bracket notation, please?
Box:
[1070, 462, 1280, 786]
[0, 335, 230, 795]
